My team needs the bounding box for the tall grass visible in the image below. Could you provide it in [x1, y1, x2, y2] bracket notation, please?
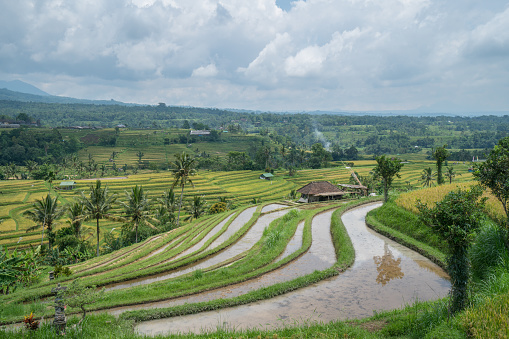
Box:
[469, 222, 509, 281]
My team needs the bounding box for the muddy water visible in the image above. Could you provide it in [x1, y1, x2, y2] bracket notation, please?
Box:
[261, 204, 288, 213]
[105, 208, 287, 291]
[208, 207, 257, 250]
[136, 203, 450, 335]
[109, 211, 328, 316]
[275, 221, 304, 262]
[171, 213, 235, 261]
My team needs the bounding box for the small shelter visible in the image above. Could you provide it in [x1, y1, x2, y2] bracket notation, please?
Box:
[296, 181, 346, 203]
[58, 181, 76, 190]
[259, 173, 274, 180]
[338, 184, 368, 196]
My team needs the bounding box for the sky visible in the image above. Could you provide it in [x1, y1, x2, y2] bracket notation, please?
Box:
[1, 0, 509, 113]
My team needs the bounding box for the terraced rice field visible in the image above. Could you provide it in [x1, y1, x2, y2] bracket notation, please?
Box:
[0, 162, 475, 249]
[395, 181, 506, 223]
[0, 199, 450, 333]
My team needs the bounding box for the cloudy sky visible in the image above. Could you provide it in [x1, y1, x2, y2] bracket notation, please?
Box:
[1, 0, 509, 112]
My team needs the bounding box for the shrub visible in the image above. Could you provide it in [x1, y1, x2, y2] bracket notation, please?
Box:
[470, 223, 509, 281]
[209, 202, 227, 214]
[54, 264, 72, 278]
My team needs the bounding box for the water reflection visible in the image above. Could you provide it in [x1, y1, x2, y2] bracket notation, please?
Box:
[373, 243, 404, 286]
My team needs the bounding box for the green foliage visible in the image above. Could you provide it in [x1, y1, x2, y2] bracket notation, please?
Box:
[420, 167, 435, 187]
[432, 145, 450, 185]
[79, 180, 117, 256]
[462, 291, 509, 339]
[369, 200, 448, 254]
[0, 246, 41, 294]
[53, 264, 72, 278]
[445, 166, 461, 184]
[120, 185, 155, 243]
[0, 128, 82, 166]
[209, 201, 227, 214]
[373, 155, 404, 202]
[185, 195, 207, 221]
[474, 136, 509, 224]
[59, 278, 105, 327]
[417, 185, 486, 314]
[23, 194, 66, 249]
[469, 222, 509, 281]
[171, 151, 197, 226]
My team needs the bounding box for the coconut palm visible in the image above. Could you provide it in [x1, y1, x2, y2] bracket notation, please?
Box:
[445, 166, 461, 184]
[159, 188, 177, 214]
[67, 201, 86, 240]
[79, 180, 117, 256]
[171, 152, 197, 227]
[420, 167, 435, 187]
[25, 160, 39, 177]
[120, 185, 157, 243]
[23, 195, 66, 249]
[185, 196, 207, 221]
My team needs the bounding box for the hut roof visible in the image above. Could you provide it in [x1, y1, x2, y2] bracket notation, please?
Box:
[296, 181, 342, 195]
[260, 173, 274, 178]
[59, 181, 76, 186]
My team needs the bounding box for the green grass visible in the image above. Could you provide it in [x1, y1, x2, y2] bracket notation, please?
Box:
[365, 200, 448, 267]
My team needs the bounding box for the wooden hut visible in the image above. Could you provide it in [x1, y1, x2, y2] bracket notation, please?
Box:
[58, 181, 76, 190]
[296, 181, 346, 203]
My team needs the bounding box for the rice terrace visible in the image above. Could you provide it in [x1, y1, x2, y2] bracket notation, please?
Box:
[2, 108, 509, 338]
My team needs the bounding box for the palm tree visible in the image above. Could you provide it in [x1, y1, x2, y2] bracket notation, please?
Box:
[67, 201, 86, 239]
[420, 167, 435, 187]
[171, 152, 197, 227]
[25, 160, 38, 178]
[4, 163, 18, 180]
[79, 180, 117, 256]
[159, 189, 177, 214]
[185, 196, 207, 221]
[120, 185, 156, 243]
[445, 166, 461, 184]
[23, 195, 66, 249]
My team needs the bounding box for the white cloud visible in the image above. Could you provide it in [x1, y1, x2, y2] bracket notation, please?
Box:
[284, 45, 325, 77]
[192, 63, 219, 77]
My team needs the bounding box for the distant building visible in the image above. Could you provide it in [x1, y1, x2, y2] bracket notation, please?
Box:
[58, 181, 76, 190]
[259, 173, 274, 180]
[0, 123, 20, 128]
[190, 130, 211, 136]
[296, 181, 346, 203]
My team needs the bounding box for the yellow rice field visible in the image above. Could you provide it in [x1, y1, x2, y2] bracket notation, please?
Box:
[395, 182, 506, 222]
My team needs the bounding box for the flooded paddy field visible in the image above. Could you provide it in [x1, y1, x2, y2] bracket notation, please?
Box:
[135, 203, 450, 336]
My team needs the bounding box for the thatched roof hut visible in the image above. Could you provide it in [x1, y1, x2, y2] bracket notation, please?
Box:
[296, 181, 346, 203]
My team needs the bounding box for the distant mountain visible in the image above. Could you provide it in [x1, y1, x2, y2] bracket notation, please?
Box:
[0, 88, 134, 106]
[0, 80, 50, 96]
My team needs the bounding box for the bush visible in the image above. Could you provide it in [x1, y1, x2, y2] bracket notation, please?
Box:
[209, 202, 227, 214]
[470, 223, 509, 281]
[54, 264, 72, 278]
